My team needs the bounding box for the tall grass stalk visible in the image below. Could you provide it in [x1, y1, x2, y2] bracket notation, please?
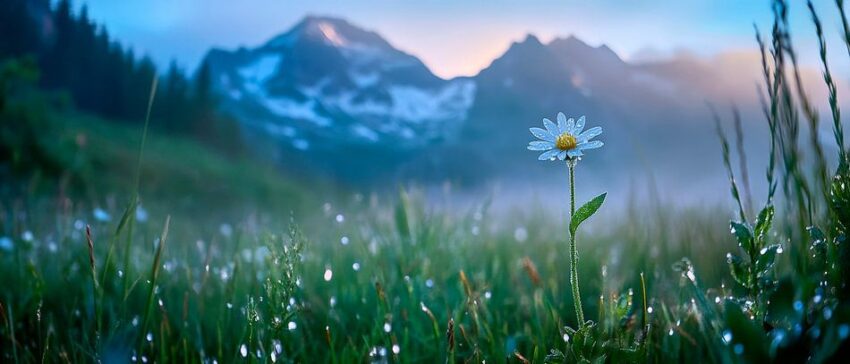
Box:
[809, 1, 846, 164]
[712, 108, 748, 223]
[139, 215, 170, 353]
[733, 108, 754, 217]
[84, 226, 101, 342]
[122, 75, 158, 315]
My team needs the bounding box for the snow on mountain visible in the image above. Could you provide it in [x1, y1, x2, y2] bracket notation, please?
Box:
[205, 16, 475, 152]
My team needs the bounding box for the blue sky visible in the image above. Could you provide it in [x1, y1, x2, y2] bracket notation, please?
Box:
[78, 0, 846, 78]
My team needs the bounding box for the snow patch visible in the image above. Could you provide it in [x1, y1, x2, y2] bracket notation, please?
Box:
[263, 98, 332, 127]
[238, 54, 281, 86]
[351, 124, 380, 142]
[350, 72, 380, 88]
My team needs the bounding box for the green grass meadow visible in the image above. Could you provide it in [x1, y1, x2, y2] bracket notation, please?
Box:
[4, 1, 850, 363]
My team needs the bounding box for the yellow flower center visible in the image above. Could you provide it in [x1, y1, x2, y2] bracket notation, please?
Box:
[555, 133, 577, 151]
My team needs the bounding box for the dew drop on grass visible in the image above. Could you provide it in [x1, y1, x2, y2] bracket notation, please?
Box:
[392, 344, 400, 354]
[668, 328, 674, 336]
[352, 262, 361, 271]
[647, 306, 653, 314]
[425, 279, 434, 288]
[793, 301, 804, 312]
[839, 324, 850, 339]
[323, 268, 333, 281]
[22, 231, 33, 242]
[288, 321, 297, 330]
[722, 330, 733, 344]
[146, 332, 153, 342]
[132, 316, 139, 326]
[733, 344, 744, 355]
[485, 291, 492, 300]
[335, 214, 345, 223]
[270, 352, 277, 363]
[340, 236, 349, 245]
[383, 322, 391, 333]
[240, 344, 248, 358]
[562, 333, 570, 342]
[513, 227, 528, 242]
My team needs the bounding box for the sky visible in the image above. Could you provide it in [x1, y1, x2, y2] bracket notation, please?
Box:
[76, 0, 847, 79]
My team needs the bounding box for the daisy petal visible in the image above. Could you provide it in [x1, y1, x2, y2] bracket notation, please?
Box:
[530, 127, 555, 142]
[573, 116, 586, 134]
[567, 149, 584, 158]
[578, 140, 603, 150]
[578, 126, 602, 142]
[557, 112, 568, 133]
[558, 150, 567, 160]
[538, 149, 561, 161]
[528, 141, 554, 151]
[543, 118, 559, 136]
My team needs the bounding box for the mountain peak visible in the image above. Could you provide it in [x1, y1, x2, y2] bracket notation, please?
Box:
[265, 15, 393, 50]
[547, 35, 623, 66]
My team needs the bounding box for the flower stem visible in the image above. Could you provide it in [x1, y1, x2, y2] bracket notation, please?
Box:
[568, 160, 585, 327]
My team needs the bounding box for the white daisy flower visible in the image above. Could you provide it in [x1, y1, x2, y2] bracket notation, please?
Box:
[528, 112, 603, 161]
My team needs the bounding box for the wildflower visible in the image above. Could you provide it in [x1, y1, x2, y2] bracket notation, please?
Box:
[525, 111, 607, 329]
[528, 113, 603, 161]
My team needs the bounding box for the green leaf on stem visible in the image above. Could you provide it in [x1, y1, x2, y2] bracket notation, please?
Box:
[570, 192, 606, 236]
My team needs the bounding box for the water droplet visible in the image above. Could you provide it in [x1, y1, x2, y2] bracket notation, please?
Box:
[793, 300, 804, 312]
[484, 291, 492, 300]
[219, 223, 233, 237]
[722, 330, 733, 344]
[335, 214, 345, 223]
[146, 332, 153, 342]
[22, 231, 33, 242]
[563, 333, 570, 342]
[288, 321, 297, 330]
[425, 279, 434, 288]
[352, 262, 361, 271]
[839, 324, 849, 339]
[647, 306, 654, 314]
[513, 227, 528, 242]
[392, 344, 400, 354]
[93, 208, 111, 222]
[668, 328, 674, 336]
[0, 237, 13, 251]
[733, 344, 744, 355]
[240, 344, 248, 358]
[383, 322, 391, 333]
[270, 352, 277, 363]
[323, 268, 333, 281]
[340, 236, 349, 245]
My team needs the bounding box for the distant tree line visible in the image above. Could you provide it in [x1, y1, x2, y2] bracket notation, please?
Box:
[0, 0, 243, 153]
